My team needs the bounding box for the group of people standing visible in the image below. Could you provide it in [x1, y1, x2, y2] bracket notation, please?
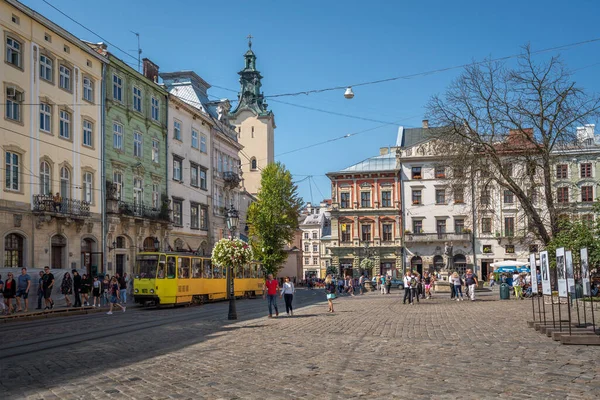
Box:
[402, 270, 435, 305]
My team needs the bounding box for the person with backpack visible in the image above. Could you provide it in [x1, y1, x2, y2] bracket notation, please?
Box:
[403, 270, 416, 305]
[464, 269, 478, 301]
[385, 275, 392, 294]
[451, 272, 464, 301]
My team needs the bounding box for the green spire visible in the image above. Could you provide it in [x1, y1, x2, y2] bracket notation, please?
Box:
[231, 36, 270, 116]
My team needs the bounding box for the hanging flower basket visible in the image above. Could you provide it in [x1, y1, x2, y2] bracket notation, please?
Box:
[360, 258, 374, 270]
[211, 238, 253, 268]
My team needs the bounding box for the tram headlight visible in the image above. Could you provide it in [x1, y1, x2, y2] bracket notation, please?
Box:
[134, 289, 139, 294]
[150, 289, 155, 294]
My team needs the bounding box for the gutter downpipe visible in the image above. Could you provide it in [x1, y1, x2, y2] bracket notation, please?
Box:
[471, 170, 478, 277]
[101, 62, 107, 273]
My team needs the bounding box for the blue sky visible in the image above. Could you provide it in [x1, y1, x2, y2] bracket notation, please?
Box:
[22, 0, 600, 204]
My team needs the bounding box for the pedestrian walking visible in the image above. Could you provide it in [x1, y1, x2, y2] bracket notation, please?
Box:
[380, 274, 387, 294]
[513, 274, 524, 300]
[3, 272, 16, 314]
[451, 272, 464, 301]
[80, 274, 91, 306]
[403, 270, 415, 305]
[359, 275, 365, 295]
[72, 270, 82, 307]
[102, 275, 110, 307]
[106, 276, 126, 315]
[41, 266, 55, 310]
[338, 276, 344, 294]
[324, 274, 336, 313]
[60, 272, 73, 307]
[464, 269, 478, 301]
[126, 273, 133, 297]
[262, 273, 280, 318]
[423, 272, 433, 299]
[346, 275, 355, 297]
[118, 273, 127, 305]
[376, 274, 382, 293]
[92, 276, 102, 307]
[385, 275, 392, 295]
[15, 267, 31, 312]
[35, 271, 44, 310]
[488, 272, 495, 289]
[280, 276, 295, 316]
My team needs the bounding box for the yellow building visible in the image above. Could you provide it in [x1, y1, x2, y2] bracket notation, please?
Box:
[0, 0, 107, 273]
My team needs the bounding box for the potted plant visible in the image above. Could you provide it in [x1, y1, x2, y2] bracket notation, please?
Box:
[463, 228, 472, 234]
[211, 238, 253, 273]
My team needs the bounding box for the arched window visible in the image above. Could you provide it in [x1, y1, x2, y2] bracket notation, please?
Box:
[60, 166, 70, 198]
[410, 256, 422, 272]
[433, 255, 445, 271]
[250, 157, 257, 171]
[116, 236, 126, 249]
[82, 172, 93, 203]
[40, 161, 51, 195]
[4, 233, 24, 268]
[143, 237, 156, 251]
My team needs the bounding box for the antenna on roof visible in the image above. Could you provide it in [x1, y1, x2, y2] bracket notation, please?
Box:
[130, 31, 142, 72]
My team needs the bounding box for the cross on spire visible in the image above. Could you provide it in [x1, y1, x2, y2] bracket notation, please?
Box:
[247, 34, 253, 49]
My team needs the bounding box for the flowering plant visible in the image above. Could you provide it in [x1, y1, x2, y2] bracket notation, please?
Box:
[360, 258, 374, 270]
[211, 238, 253, 268]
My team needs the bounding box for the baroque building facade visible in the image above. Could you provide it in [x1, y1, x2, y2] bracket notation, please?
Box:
[229, 41, 275, 196]
[327, 150, 403, 278]
[1, 0, 106, 272]
[299, 202, 330, 279]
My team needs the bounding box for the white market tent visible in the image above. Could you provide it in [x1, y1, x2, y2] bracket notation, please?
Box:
[490, 260, 529, 268]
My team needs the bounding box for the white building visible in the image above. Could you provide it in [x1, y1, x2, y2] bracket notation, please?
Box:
[299, 202, 330, 278]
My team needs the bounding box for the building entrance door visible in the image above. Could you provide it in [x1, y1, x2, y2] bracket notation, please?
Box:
[116, 254, 126, 276]
[481, 259, 493, 281]
[51, 235, 66, 269]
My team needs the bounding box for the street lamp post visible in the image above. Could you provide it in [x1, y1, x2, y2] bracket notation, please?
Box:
[226, 205, 239, 320]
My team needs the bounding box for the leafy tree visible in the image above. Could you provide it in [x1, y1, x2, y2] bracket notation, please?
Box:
[247, 162, 303, 276]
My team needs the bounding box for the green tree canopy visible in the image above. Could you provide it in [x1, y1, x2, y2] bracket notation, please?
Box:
[247, 162, 303, 276]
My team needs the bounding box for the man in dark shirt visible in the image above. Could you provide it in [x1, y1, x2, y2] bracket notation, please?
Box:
[41, 266, 55, 310]
[36, 271, 44, 309]
[72, 269, 82, 307]
[118, 273, 127, 305]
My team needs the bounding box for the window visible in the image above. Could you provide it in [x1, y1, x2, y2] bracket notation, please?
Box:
[173, 199, 183, 226]
[173, 157, 182, 181]
[60, 167, 70, 198]
[191, 130, 198, 149]
[59, 65, 71, 91]
[200, 205, 208, 230]
[503, 190, 514, 204]
[505, 245, 515, 254]
[5, 152, 19, 191]
[40, 55, 53, 81]
[39, 103, 51, 133]
[305, 257, 309, 265]
[481, 189, 490, 206]
[312, 232, 318, 239]
[250, 157, 257, 170]
[151, 97, 159, 121]
[112, 74, 122, 101]
[152, 184, 159, 209]
[435, 166, 446, 179]
[44, 33, 51, 42]
[190, 164, 199, 187]
[556, 164, 568, 179]
[412, 189, 422, 205]
[411, 167, 422, 179]
[435, 189, 446, 204]
[152, 139, 159, 163]
[174, 120, 181, 140]
[191, 204, 199, 229]
[11, 14, 20, 25]
[582, 186, 593, 202]
[5, 233, 23, 268]
[304, 243, 309, 252]
[382, 224, 393, 241]
[361, 225, 371, 241]
[133, 86, 142, 112]
[113, 172, 123, 200]
[133, 132, 143, 157]
[582, 214, 595, 228]
[483, 244, 493, 254]
[82, 172, 93, 203]
[529, 188, 538, 205]
[6, 37, 21, 68]
[82, 120, 93, 147]
[361, 191, 371, 208]
[454, 167, 464, 178]
[454, 186, 464, 203]
[481, 217, 492, 234]
[200, 135, 207, 153]
[502, 162, 513, 177]
[313, 244, 318, 252]
[59, 110, 71, 139]
[412, 220, 423, 234]
[340, 192, 350, 208]
[132, 178, 141, 210]
[40, 161, 51, 194]
[529, 244, 539, 253]
[200, 167, 207, 190]
[313, 257, 318, 265]
[381, 190, 391, 207]
[83, 78, 93, 102]
[5, 87, 22, 121]
[304, 232, 309, 239]
[436, 220, 446, 234]
[113, 122, 123, 150]
[504, 217, 515, 237]
[581, 163, 592, 178]
[557, 187, 569, 204]
[340, 223, 351, 242]
[454, 219, 465, 234]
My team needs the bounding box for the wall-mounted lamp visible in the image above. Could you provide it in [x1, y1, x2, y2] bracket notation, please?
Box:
[108, 240, 117, 252]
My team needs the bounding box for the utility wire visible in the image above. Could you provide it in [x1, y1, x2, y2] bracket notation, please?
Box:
[264, 37, 600, 98]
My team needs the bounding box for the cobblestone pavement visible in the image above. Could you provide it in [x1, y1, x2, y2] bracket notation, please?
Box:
[2, 289, 599, 400]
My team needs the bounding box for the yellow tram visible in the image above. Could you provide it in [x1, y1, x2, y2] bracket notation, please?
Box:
[133, 252, 264, 306]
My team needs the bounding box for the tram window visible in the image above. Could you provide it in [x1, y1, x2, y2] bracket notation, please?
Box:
[213, 263, 222, 278]
[243, 264, 251, 278]
[157, 262, 166, 279]
[257, 267, 264, 278]
[250, 264, 257, 278]
[167, 257, 176, 279]
[235, 265, 243, 279]
[192, 258, 202, 278]
[180, 258, 190, 278]
[203, 259, 212, 278]
[222, 265, 227, 279]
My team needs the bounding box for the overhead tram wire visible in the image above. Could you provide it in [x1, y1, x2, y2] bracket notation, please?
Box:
[263, 37, 600, 99]
[311, 176, 327, 201]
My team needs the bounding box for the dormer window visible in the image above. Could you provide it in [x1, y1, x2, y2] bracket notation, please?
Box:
[411, 167, 422, 180]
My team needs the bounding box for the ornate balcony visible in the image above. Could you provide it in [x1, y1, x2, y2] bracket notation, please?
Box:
[115, 201, 171, 222]
[223, 171, 241, 188]
[405, 232, 471, 242]
[33, 195, 90, 217]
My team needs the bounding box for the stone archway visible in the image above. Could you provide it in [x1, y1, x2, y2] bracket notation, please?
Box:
[410, 256, 423, 275]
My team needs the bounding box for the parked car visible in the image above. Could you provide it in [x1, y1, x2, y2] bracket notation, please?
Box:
[389, 279, 404, 289]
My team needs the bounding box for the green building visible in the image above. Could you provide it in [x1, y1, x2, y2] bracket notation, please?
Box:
[95, 47, 170, 276]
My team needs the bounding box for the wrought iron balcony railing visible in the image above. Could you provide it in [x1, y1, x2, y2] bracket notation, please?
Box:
[33, 194, 90, 217]
[405, 232, 472, 242]
[116, 201, 171, 222]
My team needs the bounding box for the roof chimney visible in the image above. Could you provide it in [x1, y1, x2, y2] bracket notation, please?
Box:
[380, 147, 389, 156]
[422, 120, 429, 129]
[142, 58, 159, 83]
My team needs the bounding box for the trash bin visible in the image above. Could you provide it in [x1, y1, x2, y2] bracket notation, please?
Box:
[500, 283, 510, 300]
